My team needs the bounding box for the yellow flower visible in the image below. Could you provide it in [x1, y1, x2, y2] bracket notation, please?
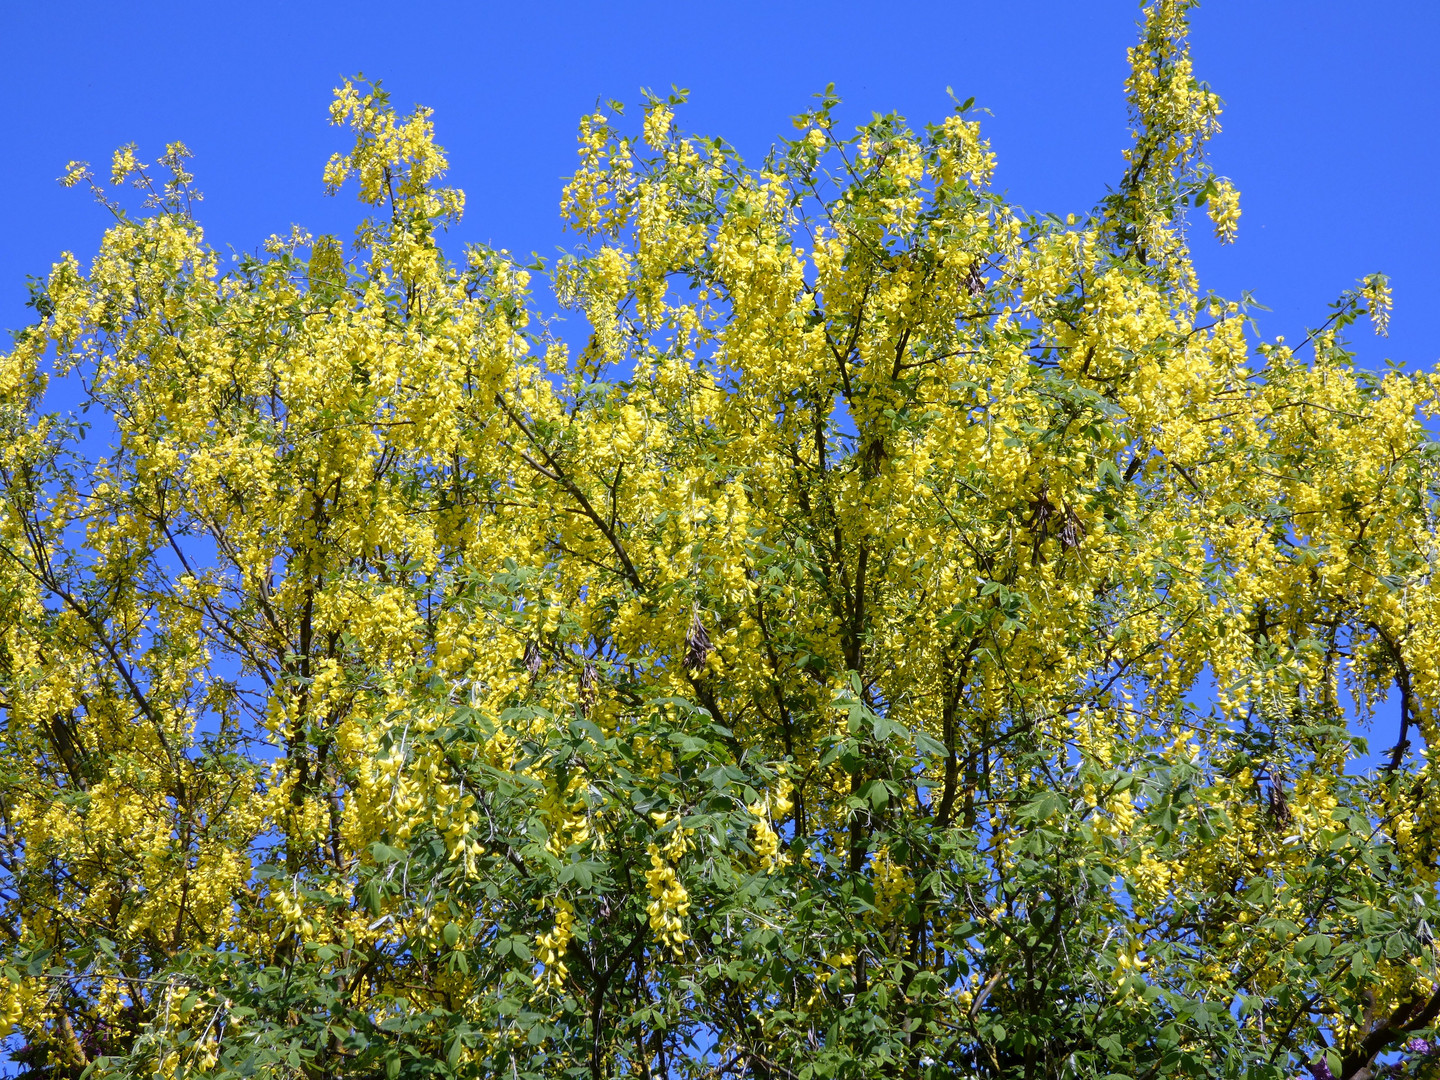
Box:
[1207, 177, 1241, 244]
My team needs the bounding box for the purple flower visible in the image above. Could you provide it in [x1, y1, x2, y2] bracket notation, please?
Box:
[1405, 1038, 1433, 1057]
[1307, 1060, 1335, 1080]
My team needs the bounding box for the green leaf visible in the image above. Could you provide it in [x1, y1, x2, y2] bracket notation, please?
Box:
[369, 842, 407, 864]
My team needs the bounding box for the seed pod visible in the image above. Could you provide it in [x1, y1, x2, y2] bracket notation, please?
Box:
[1266, 779, 1290, 825]
[966, 260, 985, 297]
[684, 611, 712, 675]
[1028, 484, 1054, 567]
[579, 660, 598, 714]
[1059, 502, 1086, 553]
[524, 640, 542, 676]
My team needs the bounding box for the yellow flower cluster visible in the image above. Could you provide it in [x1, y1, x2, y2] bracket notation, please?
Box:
[1208, 176, 1240, 243]
[535, 900, 576, 989]
[645, 815, 693, 953]
[748, 777, 793, 871]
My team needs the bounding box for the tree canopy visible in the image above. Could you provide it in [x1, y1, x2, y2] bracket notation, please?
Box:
[2, 2, 1439, 1078]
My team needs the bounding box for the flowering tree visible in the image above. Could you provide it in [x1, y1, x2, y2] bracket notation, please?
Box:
[2, 2, 1438, 1078]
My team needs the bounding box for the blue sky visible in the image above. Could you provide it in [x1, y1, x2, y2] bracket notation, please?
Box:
[2, 0, 1437, 372]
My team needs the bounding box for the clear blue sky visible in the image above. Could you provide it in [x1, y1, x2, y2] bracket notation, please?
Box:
[2, 0, 1437, 373]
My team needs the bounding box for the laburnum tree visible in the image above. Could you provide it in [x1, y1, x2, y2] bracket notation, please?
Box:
[2, 2, 1439, 1078]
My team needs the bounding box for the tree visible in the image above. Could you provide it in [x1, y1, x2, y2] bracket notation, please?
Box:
[2, 2, 1438, 1077]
